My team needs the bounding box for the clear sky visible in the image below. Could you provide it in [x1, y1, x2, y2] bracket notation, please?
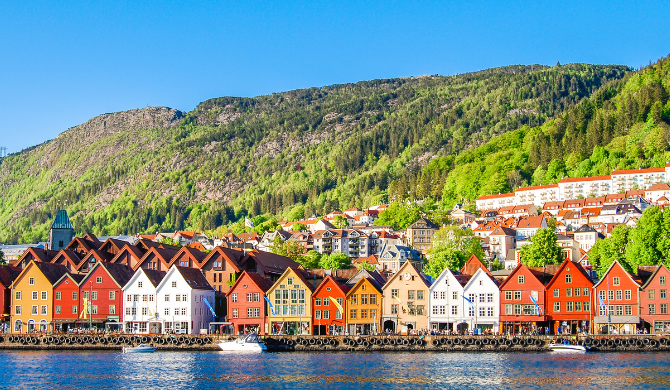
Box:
[1, 0, 668, 154]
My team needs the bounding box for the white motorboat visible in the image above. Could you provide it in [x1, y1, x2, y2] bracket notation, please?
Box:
[548, 343, 589, 352]
[123, 343, 157, 353]
[218, 334, 267, 352]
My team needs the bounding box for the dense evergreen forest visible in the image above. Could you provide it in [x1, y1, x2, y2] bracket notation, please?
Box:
[3, 58, 667, 244]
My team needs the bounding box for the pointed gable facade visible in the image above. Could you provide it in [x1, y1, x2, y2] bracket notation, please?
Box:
[381, 261, 431, 333]
[592, 260, 640, 334]
[428, 267, 465, 332]
[266, 267, 315, 335]
[121, 268, 166, 334]
[345, 271, 383, 335]
[312, 275, 350, 335]
[499, 263, 549, 334]
[226, 271, 272, 335]
[638, 264, 670, 333]
[459, 268, 500, 334]
[155, 266, 215, 334]
[545, 259, 594, 334]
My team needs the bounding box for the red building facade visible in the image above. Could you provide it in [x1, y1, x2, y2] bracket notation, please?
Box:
[226, 271, 271, 335]
[498, 264, 550, 334]
[546, 259, 594, 334]
[593, 261, 640, 335]
[53, 273, 83, 331]
[312, 275, 349, 335]
[78, 262, 134, 331]
[639, 265, 670, 334]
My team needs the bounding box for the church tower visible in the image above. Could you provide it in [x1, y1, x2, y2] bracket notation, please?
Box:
[48, 209, 74, 251]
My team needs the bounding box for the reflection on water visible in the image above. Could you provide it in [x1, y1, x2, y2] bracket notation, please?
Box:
[2, 350, 670, 389]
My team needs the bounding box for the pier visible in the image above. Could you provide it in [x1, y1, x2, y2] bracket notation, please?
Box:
[1, 334, 670, 352]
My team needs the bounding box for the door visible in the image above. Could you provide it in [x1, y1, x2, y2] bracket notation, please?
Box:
[457, 322, 469, 335]
[149, 322, 162, 334]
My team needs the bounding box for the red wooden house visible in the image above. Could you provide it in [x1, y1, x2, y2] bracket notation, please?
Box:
[0, 265, 22, 331]
[200, 246, 245, 318]
[498, 263, 552, 334]
[134, 247, 178, 272]
[53, 273, 85, 331]
[545, 259, 594, 334]
[169, 247, 207, 269]
[312, 275, 350, 335]
[14, 247, 59, 269]
[226, 271, 272, 335]
[638, 264, 670, 334]
[78, 261, 135, 331]
[592, 260, 641, 334]
[110, 245, 146, 269]
[51, 250, 85, 274]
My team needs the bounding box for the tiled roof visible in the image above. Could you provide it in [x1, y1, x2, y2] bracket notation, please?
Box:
[477, 192, 515, 200]
[516, 184, 558, 191]
[559, 175, 611, 183]
[647, 183, 670, 191]
[516, 215, 544, 229]
[612, 167, 665, 175]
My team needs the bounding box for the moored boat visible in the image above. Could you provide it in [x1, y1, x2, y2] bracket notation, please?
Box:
[218, 334, 267, 352]
[548, 342, 589, 352]
[123, 343, 157, 353]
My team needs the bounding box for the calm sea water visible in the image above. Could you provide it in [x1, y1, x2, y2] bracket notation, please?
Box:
[1, 350, 669, 389]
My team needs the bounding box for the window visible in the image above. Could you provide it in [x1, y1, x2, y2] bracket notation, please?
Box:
[142, 308, 148, 316]
[232, 309, 238, 318]
[126, 294, 131, 302]
[253, 293, 259, 302]
[287, 278, 293, 285]
[487, 293, 493, 303]
[29, 277, 34, 285]
[661, 276, 667, 286]
[109, 305, 116, 314]
[96, 277, 103, 283]
[505, 291, 513, 300]
[91, 305, 98, 315]
[613, 277, 620, 286]
[439, 291, 446, 300]
[40, 305, 47, 315]
[616, 290, 622, 300]
[566, 302, 573, 312]
[247, 308, 254, 318]
[164, 308, 170, 316]
[452, 291, 458, 300]
[583, 288, 589, 296]
[350, 309, 357, 319]
[479, 294, 485, 303]
[662, 304, 668, 314]
[15, 291, 21, 300]
[142, 294, 148, 302]
[584, 301, 590, 312]
[247, 293, 253, 302]
[479, 307, 486, 317]
[361, 294, 368, 305]
[649, 304, 656, 314]
[575, 302, 582, 312]
[433, 291, 438, 300]
[92, 291, 98, 300]
[174, 308, 179, 316]
[609, 291, 615, 300]
[661, 290, 667, 300]
[625, 305, 632, 315]
[514, 304, 522, 315]
[109, 291, 116, 300]
[149, 294, 154, 302]
[323, 297, 330, 306]
[55, 292, 61, 300]
[73, 306, 78, 314]
[53, 305, 61, 314]
[181, 308, 186, 316]
[133, 294, 139, 302]
[615, 305, 623, 316]
[553, 289, 559, 298]
[417, 306, 424, 315]
[164, 294, 170, 302]
[336, 309, 342, 320]
[182, 294, 187, 301]
[574, 288, 581, 297]
[391, 305, 398, 314]
[505, 304, 513, 315]
[172, 281, 177, 288]
[565, 274, 572, 283]
[15, 305, 21, 315]
[518, 275, 525, 284]
[315, 297, 322, 306]
[417, 291, 424, 300]
[649, 290, 656, 299]
[231, 294, 237, 303]
[566, 288, 572, 297]
[351, 295, 358, 305]
[361, 309, 368, 319]
[408, 290, 415, 300]
[451, 306, 458, 315]
[439, 306, 446, 315]
[32, 291, 38, 300]
[138, 281, 143, 288]
[554, 302, 560, 312]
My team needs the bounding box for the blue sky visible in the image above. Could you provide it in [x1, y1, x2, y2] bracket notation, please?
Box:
[1, 0, 668, 153]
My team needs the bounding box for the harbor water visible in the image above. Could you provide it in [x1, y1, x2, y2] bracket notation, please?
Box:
[2, 350, 670, 389]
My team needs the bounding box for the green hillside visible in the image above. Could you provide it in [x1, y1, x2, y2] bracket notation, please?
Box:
[0, 63, 633, 244]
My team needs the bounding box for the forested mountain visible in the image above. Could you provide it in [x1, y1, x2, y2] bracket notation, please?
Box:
[0, 62, 637, 244]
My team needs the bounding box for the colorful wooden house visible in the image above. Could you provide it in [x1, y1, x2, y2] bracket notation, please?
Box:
[78, 261, 135, 331]
[428, 266, 465, 333]
[498, 263, 553, 335]
[10, 261, 68, 333]
[155, 266, 215, 334]
[200, 246, 245, 320]
[592, 260, 640, 334]
[226, 271, 272, 335]
[52, 273, 85, 331]
[461, 268, 500, 334]
[0, 265, 22, 332]
[545, 259, 594, 334]
[121, 268, 166, 334]
[344, 269, 385, 335]
[638, 264, 670, 333]
[266, 267, 315, 335]
[312, 275, 350, 335]
[381, 261, 431, 333]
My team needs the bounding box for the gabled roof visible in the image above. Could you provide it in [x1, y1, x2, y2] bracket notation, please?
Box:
[82, 261, 135, 288]
[346, 275, 383, 297]
[174, 266, 213, 290]
[575, 224, 597, 233]
[545, 259, 593, 289]
[461, 254, 492, 277]
[407, 218, 438, 229]
[200, 246, 244, 270]
[54, 272, 85, 288]
[110, 245, 145, 264]
[50, 250, 83, 269]
[168, 246, 208, 268]
[646, 183, 670, 191]
[143, 269, 167, 287]
[26, 261, 70, 285]
[313, 275, 351, 297]
[346, 268, 387, 289]
[19, 247, 59, 264]
[98, 237, 130, 253]
[516, 215, 544, 229]
[64, 237, 96, 253]
[51, 210, 73, 229]
[0, 265, 22, 288]
[463, 268, 498, 289]
[498, 263, 544, 290]
[240, 250, 300, 276]
[490, 226, 516, 236]
[381, 260, 431, 290]
[268, 267, 317, 293]
[227, 271, 273, 296]
[638, 264, 669, 290]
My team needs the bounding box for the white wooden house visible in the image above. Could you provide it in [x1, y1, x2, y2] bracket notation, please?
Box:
[155, 266, 215, 334]
[121, 268, 166, 334]
[428, 267, 465, 332]
[459, 268, 500, 334]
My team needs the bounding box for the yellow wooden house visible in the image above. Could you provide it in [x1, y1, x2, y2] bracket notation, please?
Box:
[266, 267, 315, 335]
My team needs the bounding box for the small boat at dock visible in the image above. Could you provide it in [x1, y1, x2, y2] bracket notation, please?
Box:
[123, 343, 157, 353]
[218, 334, 267, 352]
[548, 342, 589, 352]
